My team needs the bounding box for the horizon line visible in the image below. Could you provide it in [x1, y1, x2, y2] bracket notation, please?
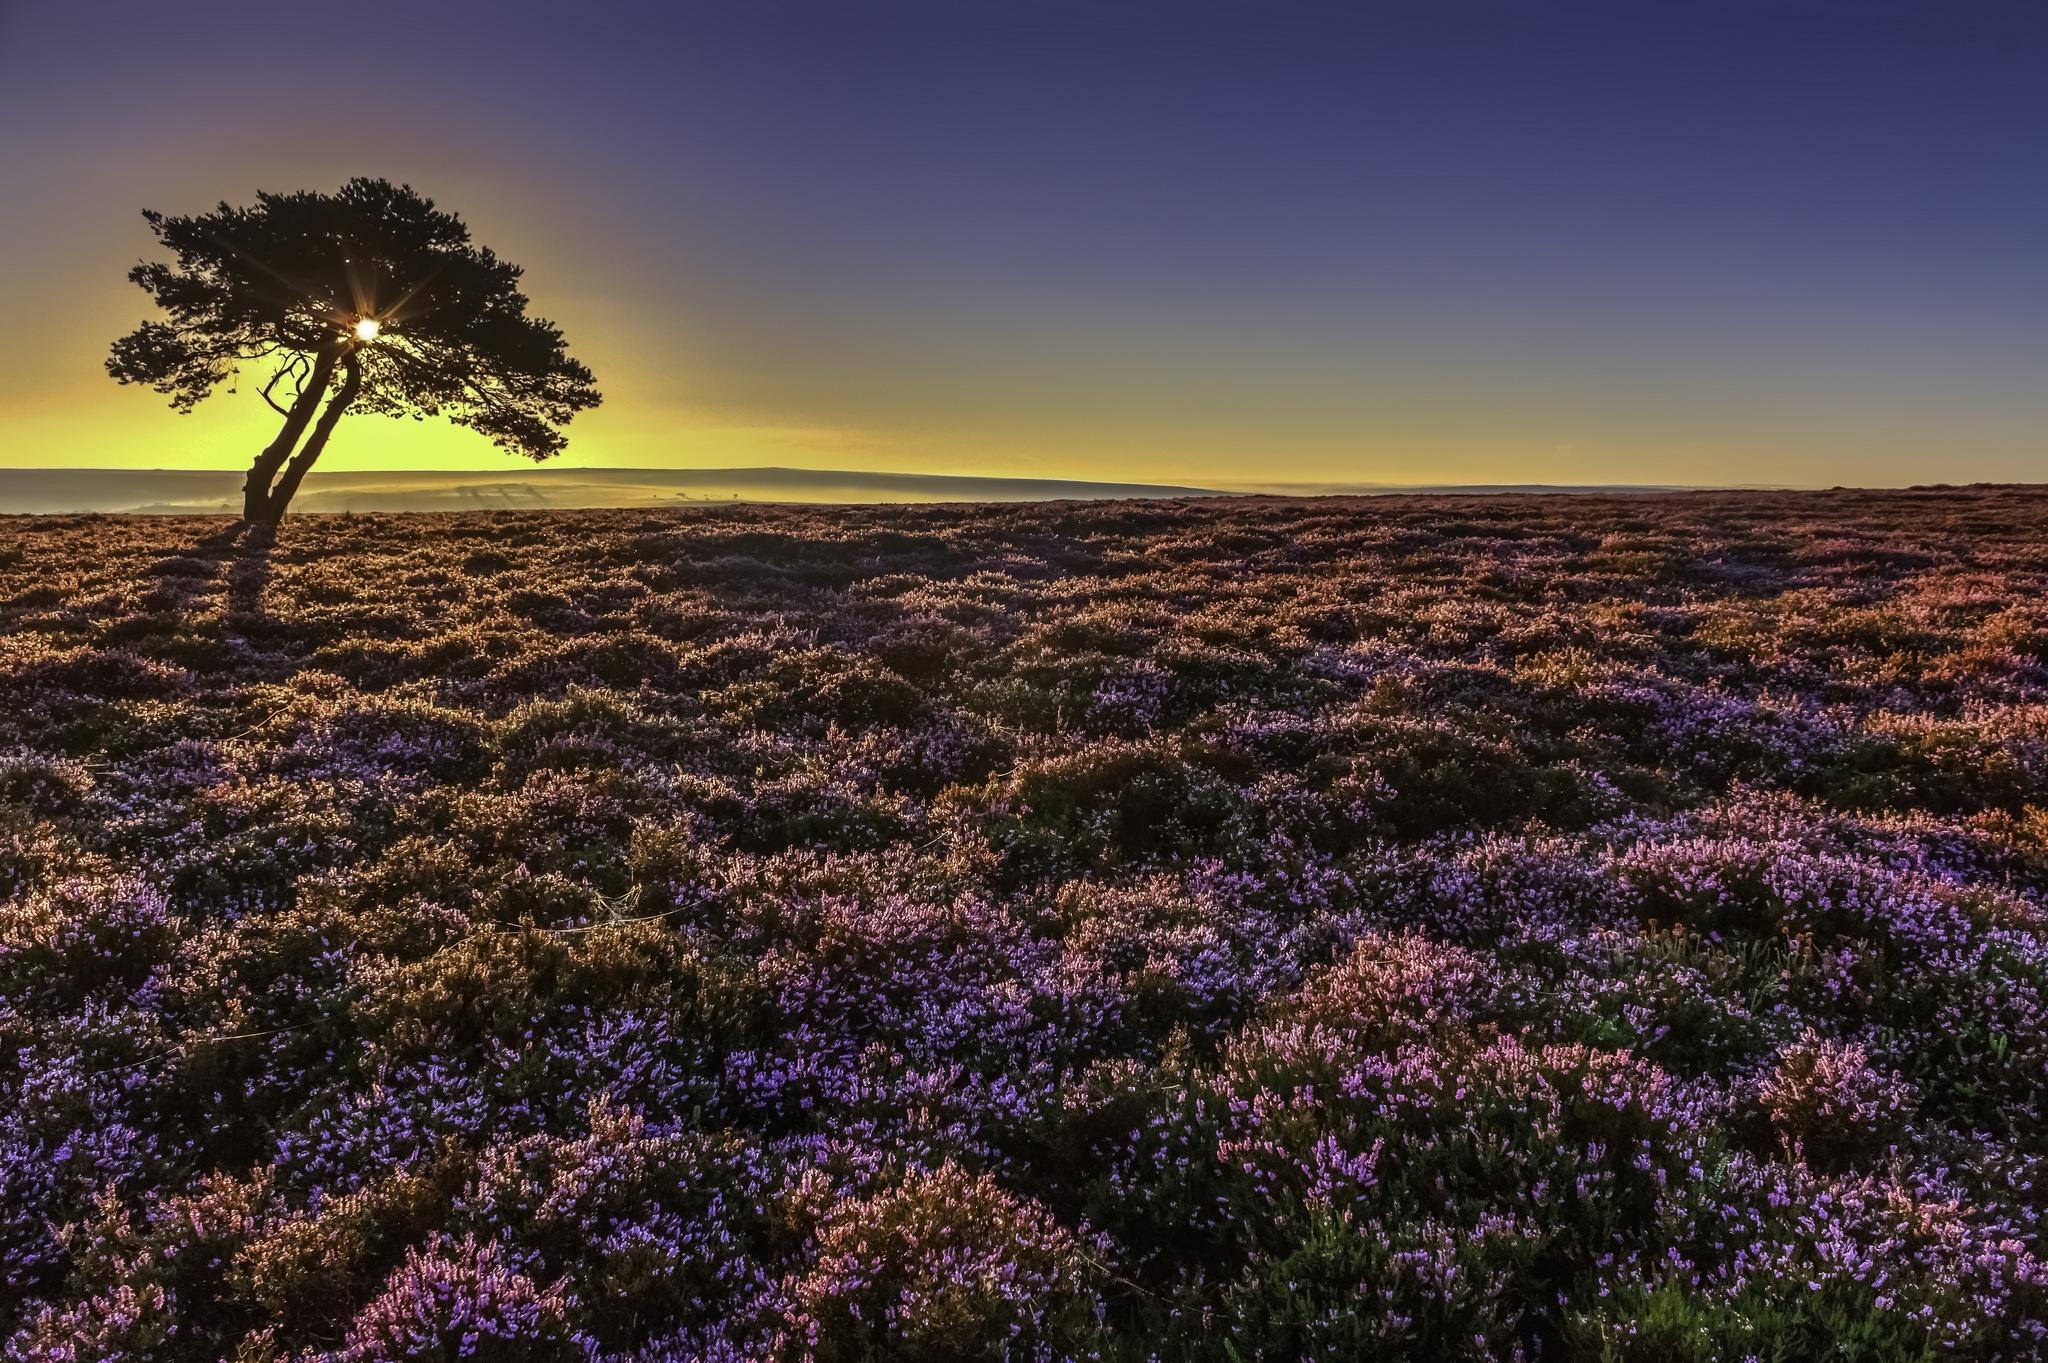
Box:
[0, 463, 1835, 492]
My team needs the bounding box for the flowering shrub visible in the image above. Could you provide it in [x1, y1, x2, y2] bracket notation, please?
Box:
[2, 490, 2047, 1358]
[1756, 1030, 1913, 1165]
[331, 1233, 588, 1363]
[790, 1162, 1104, 1361]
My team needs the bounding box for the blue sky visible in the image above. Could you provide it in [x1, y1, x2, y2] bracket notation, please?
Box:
[2, 0, 2043, 485]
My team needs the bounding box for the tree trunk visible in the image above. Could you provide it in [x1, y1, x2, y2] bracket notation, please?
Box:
[259, 354, 362, 521]
[243, 347, 340, 521]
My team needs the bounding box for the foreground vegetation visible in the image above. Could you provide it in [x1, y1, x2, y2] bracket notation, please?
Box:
[3, 490, 2046, 1361]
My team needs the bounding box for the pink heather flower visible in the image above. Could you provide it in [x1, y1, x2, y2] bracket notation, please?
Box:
[1758, 1031, 1914, 1161]
[335, 1234, 589, 1363]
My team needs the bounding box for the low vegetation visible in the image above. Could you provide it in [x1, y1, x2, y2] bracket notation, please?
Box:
[2, 489, 2045, 1360]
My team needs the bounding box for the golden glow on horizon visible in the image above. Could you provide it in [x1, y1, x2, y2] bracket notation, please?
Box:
[1, 182, 2040, 492]
[353, 318, 381, 342]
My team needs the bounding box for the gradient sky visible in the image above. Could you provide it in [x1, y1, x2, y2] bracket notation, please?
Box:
[2, 0, 2044, 488]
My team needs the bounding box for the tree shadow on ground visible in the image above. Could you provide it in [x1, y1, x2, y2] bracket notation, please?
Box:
[224, 521, 276, 628]
[135, 519, 281, 656]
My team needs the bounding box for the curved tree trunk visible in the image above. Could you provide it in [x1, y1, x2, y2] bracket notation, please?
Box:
[258, 354, 362, 521]
[243, 347, 340, 520]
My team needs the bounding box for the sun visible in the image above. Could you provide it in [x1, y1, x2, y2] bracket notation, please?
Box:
[353, 317, 381, 342]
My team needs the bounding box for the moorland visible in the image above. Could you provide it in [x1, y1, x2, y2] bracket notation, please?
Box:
[2, 490, 2045, 1360]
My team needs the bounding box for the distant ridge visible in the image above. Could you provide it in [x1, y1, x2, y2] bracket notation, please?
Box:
[0, 467, 1790, 515]
[0, 466, 1220, 515]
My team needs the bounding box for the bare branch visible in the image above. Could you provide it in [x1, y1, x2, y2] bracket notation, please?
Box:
[257, 353, 311, 417]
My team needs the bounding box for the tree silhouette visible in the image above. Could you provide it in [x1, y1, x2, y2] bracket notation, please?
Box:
[108, 179, 600, 521]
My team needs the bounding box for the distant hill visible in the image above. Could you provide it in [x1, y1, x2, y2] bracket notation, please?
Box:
[0, 468, 1749, 515]
[0, 467, 1223, 515]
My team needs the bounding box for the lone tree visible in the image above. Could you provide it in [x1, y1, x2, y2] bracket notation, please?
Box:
[108, 178, 600, 522]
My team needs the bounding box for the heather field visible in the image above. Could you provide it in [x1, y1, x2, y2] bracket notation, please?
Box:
[5, 489, 2048, 1362]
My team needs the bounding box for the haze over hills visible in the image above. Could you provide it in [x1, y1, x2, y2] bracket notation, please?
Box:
[0, 467, 1715, 515]
[0, 467, 1219, 515]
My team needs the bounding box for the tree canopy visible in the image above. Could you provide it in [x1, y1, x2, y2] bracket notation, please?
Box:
[108, 178, 600, 518]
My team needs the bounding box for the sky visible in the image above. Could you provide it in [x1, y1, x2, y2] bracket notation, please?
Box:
[1, 0, 2044, 489]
